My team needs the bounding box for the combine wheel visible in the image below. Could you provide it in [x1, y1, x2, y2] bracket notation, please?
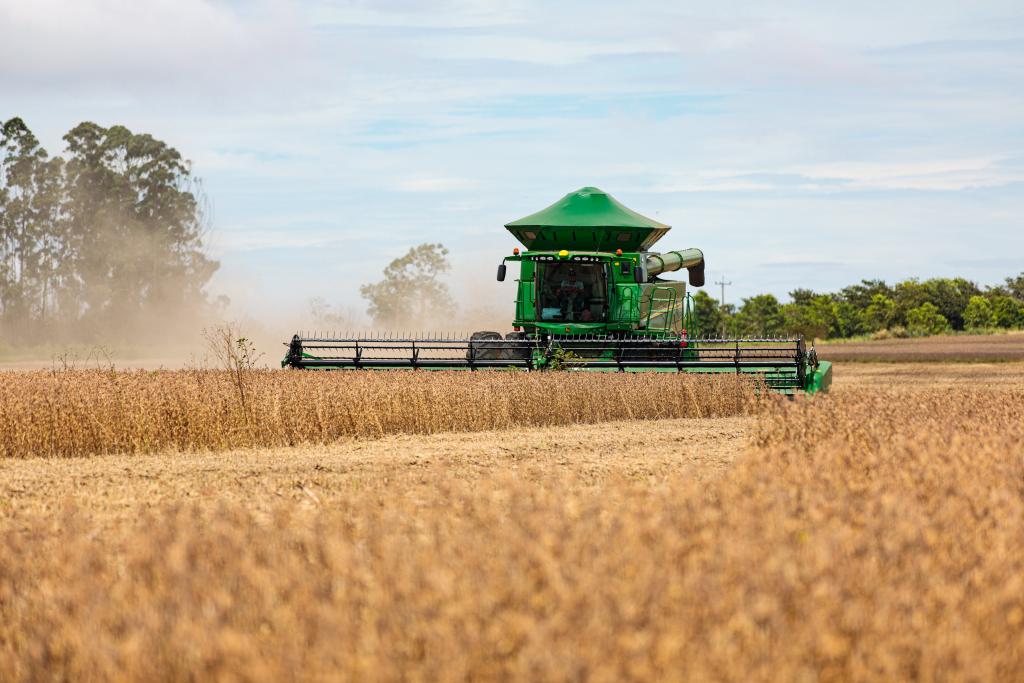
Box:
[502, 331, 532, 361]
[467, 331, 532, 362]
[467, 331, 505, 361]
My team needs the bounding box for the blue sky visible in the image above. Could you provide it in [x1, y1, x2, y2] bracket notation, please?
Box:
[2, 0, 1023, 325]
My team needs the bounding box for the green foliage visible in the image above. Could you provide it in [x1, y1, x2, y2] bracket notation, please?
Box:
[838, 279, 893, 310]
[831, 300, 862, 337]
[731, 294, 785, 337]
[782, 294, 833, 340]
[906, 302, 949, 337]
[886, 278, 980, 331]
[891, 279, 930, 328]
[863, 294, 895, 332]
[0, 117, 218, 345]
[691, 290, 724, 337]
[963, 296, 995, 330]
[990, 296, 1024, 329]
[1004, 273, 1024, 301]
[62, 122, 217, 322]
[788, 288, 818, 306]
[360, 243, 454, 326]
[544, 346, 583, 371]
[923, 278, 980, 330]
[715, 274, 1020, 340]
[0, 118, 66, 343]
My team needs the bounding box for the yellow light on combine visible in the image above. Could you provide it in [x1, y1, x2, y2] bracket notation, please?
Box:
[616, 248, 622, 256]
[558, 249, 569, 257]
[513, 247, 519, 255]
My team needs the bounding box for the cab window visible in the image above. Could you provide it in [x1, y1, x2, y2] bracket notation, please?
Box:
[536, 262, 608, 322]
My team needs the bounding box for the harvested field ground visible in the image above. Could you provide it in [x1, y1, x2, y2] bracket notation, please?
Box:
[817, 330, 1024, 362]
[2, 368, 1024, 680]
[0, 417, 750, 525]
[835, 360, 1024, 389]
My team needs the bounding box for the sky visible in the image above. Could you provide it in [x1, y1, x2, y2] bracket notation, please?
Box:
[2, 0, 1023, 326]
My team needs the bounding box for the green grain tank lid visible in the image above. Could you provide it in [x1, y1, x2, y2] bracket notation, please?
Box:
[505, 186, 670, 251]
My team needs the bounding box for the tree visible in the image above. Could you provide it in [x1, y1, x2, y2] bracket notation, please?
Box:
[922, 277, 980, 330]
[863, 293, 895, 332]
[788, 288, 818, 307]
[838, 279, 892, 310]
[731, 294, 785, 337]
[891, 279, 930, 327]
[691, 290, 724, 337]
[906, 302, 949, 336]
[990, 296, 1024, 329]
[0, 117, 218, 345]
[308, 297, 356, 330]
[0, 118, 66, 340]
[963, 296, 995, 330]
[62, 122, 217, 331]
[830, 300, 862, 338]
[1005, 273, 1024, 301]
[783, 295, 834, 340]
[360, 243, 454, 327]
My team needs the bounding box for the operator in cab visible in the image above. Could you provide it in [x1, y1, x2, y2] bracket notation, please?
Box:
[558, 268, 586, 320]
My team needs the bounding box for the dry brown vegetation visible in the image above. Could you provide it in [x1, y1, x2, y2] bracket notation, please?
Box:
[0, 370, 759, 458]
[818, 330, 1024, 362]
[2, 369, 1024, 680]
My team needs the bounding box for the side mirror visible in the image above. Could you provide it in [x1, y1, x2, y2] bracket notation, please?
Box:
[497, 263, 507, 282]
[633, 265, 645, 284]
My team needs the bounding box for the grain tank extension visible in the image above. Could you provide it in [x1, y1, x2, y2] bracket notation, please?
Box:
[283, 187, 831, 393]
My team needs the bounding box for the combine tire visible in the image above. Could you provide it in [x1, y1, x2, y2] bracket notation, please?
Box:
[468, 331, 532, 362]
[468, 331, 505, 361]
[502, 331, 532, 361]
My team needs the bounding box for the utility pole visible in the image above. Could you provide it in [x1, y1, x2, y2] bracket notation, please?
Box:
[715, 276, 732, 307]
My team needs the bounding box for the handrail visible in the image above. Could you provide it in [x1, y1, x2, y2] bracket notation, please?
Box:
[644, 285, 677, 331]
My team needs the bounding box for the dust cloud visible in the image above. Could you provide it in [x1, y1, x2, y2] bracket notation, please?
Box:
[0, 251, 520, 370]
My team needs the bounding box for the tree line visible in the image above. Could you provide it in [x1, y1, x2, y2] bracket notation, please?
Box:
[0, 117, 218, 346]
[693, 274, 1024, 340]
[356, 244, 1024, 341]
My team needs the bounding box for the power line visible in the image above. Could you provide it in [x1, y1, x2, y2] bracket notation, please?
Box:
[714, 276, 732, 307]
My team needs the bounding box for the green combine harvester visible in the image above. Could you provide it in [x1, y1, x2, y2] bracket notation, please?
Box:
[284, 187, 832, 394]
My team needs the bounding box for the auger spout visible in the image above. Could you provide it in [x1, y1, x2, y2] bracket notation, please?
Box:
[645, 248, 705, 286]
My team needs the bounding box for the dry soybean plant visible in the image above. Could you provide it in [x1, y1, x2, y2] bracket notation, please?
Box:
[2, 385, 1024, 680]
[0, 370, 762, 458]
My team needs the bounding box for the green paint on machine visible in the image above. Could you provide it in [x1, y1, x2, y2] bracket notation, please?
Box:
[283, 187, 832, 394]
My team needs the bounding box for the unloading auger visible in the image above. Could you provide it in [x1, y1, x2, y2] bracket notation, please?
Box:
[283, 187, 832, 394]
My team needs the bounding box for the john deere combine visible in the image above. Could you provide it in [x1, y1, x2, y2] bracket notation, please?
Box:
[283, 187, 832, 393]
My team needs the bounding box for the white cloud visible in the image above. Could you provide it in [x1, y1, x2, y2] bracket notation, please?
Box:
[0, 0, 307, 91]
[427, 35, 676, 66]
[794, 158, 1024, 191]
[307, 0, 527, 29]
[396, 176, 481, 193]
[644, 157, 1024, 194]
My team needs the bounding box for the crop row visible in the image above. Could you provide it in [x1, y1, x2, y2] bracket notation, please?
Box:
[0, 369, 760, 458]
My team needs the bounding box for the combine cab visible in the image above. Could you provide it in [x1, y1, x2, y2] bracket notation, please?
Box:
[284, 187, 832, 394]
